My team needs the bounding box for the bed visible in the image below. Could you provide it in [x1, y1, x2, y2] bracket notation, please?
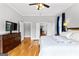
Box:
[39, 31, 79, 56]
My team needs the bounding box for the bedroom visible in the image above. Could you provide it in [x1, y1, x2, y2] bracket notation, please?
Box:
[0, 3, 79, 56]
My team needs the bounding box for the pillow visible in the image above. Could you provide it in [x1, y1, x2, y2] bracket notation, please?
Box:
[69, 32, 79, 41]
[60, 32, 73, 39]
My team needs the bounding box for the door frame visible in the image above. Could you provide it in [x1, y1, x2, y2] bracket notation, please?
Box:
[36, 22, 50, 39]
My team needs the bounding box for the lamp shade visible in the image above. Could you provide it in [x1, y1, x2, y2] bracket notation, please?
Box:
[64, 22, 68, 26]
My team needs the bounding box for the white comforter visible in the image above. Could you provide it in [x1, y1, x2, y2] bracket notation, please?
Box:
[39, 35, 79, 56]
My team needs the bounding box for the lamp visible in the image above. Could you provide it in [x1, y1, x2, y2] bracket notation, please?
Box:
[64, 22, 68, 26]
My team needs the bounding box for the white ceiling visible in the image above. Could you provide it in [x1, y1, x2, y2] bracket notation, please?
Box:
[7, 3, 73, 16]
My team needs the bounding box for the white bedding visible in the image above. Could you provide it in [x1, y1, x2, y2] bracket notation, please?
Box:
[39, 35, 79, 56]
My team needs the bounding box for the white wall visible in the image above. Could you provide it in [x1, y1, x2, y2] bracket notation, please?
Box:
[20, 22, 24, 41]
[65, 4, 79, 28]
[31, 23, 36, 39]
[23, 16, 56, 39]
[36, 23, 40, 39]
[47, 23, 54, 36]
[0, 4, 23, 33]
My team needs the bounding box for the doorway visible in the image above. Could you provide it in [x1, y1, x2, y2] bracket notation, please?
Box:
[24, 22, 32, 38]
[40, 23, 47, 37]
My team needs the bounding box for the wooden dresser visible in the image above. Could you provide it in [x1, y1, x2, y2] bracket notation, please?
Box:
[0, 32, 21, 53]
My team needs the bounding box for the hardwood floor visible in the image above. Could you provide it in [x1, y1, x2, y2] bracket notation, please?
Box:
[7, 37, 40, 56]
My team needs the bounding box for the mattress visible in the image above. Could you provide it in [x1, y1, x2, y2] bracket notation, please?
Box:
[39, 35, 79, 56]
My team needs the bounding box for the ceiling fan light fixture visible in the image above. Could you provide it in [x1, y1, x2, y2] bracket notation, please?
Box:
[35, 3, 44, 10]
[29, 3, 50, 10]
[39, 4, 44, 10]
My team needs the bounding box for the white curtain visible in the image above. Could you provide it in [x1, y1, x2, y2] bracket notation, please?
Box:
[59, 16, 62, 35]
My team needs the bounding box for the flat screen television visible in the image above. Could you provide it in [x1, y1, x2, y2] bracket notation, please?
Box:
[13, 23, 17, 30]
[6, 21, 17, 31]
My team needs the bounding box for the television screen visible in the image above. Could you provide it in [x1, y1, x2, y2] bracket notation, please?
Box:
[6, 21, 17, 31]
[6, 21, 12, 31]
[13, 23, 17, 30]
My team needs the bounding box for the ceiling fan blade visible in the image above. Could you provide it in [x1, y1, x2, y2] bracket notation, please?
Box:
[43, 4, 50, 8]
[29, 3, 38, 5]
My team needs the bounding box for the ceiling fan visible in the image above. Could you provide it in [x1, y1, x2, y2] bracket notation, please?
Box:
[29, 3, 50, 10]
